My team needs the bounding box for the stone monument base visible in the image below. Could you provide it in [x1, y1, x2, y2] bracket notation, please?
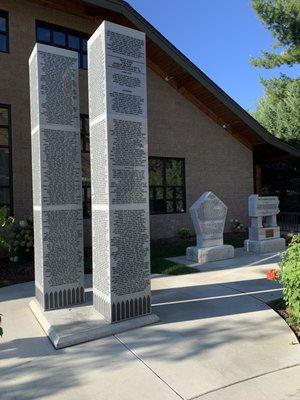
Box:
[244, 238, 285, 254]
[186, 244, 234, 264]
[29, 299, 159, 349]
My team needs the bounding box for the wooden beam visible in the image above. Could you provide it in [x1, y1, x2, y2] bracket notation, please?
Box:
[27, 0, 87, 17]
[254, 165, 262, 195]
[26, 0, 120, 23]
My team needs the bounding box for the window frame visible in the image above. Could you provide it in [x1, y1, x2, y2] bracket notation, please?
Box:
[0, 10, 9, 53]
[0, 104, 13, 213]
[35, 20, 89, 69]
[78, 118, 188, 218]
[149, 156, 186, 215]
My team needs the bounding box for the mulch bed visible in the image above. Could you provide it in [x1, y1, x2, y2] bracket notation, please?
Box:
[269, 299, 300, 343]
[0, 246, 95, 288]
[0, 259, 34, 288]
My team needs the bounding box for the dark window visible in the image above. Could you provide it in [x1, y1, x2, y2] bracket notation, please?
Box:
[149, 157, 186, 214]
[36, 21, 89, 69]
[81, 115, 91, 218]
[53, 30, 66, 46]
[68, 34, 80, 50]
[0, 105, 12, 211]
[79, 123, 187, 217]
[0, 10, 9, 53]
[36, 25, 51, 43]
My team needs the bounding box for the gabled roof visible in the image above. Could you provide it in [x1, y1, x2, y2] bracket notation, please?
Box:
[34, 0, 300, 157]
[84, 0, 300, 157]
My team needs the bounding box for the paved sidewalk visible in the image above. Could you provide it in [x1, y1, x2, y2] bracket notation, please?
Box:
[0, 250, 299, 399]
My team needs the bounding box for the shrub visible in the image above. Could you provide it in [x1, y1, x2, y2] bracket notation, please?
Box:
[230, 218, 245, 232]
[10, 219, 34, 263]
[0, 206, 33, 263]
[178, 227, 191, 240]
[0, 206, 15, 252]
[280, 234, 300, 323]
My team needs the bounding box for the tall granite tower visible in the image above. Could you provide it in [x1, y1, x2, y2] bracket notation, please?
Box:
[88, 21, 152, 323]
[29, 43, 84, 310]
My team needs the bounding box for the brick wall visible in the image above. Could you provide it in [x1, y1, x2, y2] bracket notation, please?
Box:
[0, 0, 253, 241]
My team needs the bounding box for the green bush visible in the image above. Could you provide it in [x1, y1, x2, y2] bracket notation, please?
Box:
[280, 234, 300, 324]
[10, 219, 34, 263]
[0, 206, 15, 252]
[0, 206, 33, 263]
[230, 218, 245, 232]
[178, 227, 191, 240]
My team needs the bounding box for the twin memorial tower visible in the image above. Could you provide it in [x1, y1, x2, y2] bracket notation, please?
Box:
[29, 21, 157, 345]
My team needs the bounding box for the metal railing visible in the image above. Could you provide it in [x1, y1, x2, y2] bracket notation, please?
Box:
[278, 212, 300, 233]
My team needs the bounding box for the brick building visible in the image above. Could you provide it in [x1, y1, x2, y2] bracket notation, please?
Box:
[0, 0, 299, 242]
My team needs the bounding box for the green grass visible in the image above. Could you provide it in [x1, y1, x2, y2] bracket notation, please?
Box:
[150, 242, 198, 275]
[84, 235, 244, 276]
[150, 235, 245, 275]
[84, 242, 198, 276]
[150, 254, 197, 275]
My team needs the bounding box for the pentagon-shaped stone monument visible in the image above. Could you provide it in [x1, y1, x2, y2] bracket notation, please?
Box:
[245, 195, 285, 254]
[186, 192, 234, 263]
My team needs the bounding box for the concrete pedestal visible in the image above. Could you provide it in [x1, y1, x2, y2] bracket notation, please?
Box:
[244, 238, 285, 254]
[186, 244, 234, 264]
[29, 299, 159, 349]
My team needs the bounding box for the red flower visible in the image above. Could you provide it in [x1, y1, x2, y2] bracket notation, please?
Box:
[266, 269, 279, 281]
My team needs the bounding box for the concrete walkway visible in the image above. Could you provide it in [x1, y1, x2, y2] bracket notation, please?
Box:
[0, 250, 299, 400]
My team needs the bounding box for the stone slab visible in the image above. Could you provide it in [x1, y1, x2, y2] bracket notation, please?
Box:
[29, 299, 159, 349]
[186, 244, 234, 264]
[248, 194, 279, 217]
[249, 226, 280, 241]
[245, 238, 286, 254]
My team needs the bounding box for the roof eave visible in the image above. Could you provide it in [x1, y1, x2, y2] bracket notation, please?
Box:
[85, 0, 300, 158]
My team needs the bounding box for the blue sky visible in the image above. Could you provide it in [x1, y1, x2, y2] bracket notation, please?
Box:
[126, 0, 298, 111]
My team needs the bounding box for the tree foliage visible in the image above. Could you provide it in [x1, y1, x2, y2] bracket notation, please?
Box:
[251, 0, 300, 146]
[280, 234, 300, 324]
[251, 0, 300, 68]
[254, 76, 300, 147]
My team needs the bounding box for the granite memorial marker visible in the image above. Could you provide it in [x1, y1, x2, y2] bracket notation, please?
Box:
[88, 21, 155, 323]
[186, 192, 234, 263]
[29, 43, 84, 310]
[245, 195, 285, 253]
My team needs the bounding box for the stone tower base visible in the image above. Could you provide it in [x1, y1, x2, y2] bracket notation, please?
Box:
[186, 244, 234, 264]
[244, 238, 285, 254]
[29, 298, 159, 349]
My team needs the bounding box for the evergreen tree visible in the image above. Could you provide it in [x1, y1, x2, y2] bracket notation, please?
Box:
[251, 0, 300, 146]
[255, 76, 300, 148]
[251, 0, 300, 68]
